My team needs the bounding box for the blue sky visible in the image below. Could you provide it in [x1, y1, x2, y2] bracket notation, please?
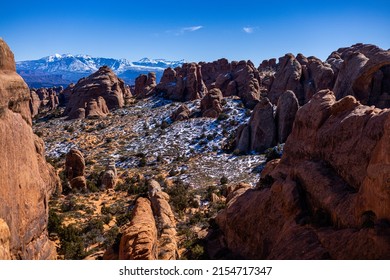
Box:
[1, 0, 389, 64]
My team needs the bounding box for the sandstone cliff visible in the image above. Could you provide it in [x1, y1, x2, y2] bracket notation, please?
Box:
[0, 38, 59, 259]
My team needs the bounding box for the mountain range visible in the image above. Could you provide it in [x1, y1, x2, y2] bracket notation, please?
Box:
[16, 54, 185, 88]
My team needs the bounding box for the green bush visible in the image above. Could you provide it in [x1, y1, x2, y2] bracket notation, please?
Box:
[167, 179, 195, 213]
[220, 176, 228, 185]
[48, 209, 63, 234]
[58, 225, 86, 260]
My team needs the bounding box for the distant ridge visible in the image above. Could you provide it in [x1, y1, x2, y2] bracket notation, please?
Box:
[16, 54, 185, 88]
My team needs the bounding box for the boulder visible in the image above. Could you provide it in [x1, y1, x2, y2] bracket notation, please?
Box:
[101, 160, 117, 189]
[171, 104, 190, 121]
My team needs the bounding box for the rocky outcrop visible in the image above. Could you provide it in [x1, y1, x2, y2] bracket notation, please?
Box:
[156, 63, 207, 101]
[200, 88, 224, 118]
[171, 104, 190, 121]
[0, 219, 11, 259]
[275, 90, 299, 143]
[236, 98, 276, 153]
[200, 58, 231, 89]
[65, 148, 86, 191]
[227, 60, 261, 109]
[64, 66, 130, 119]
[118, 180, 178, 260]
[0, 38, 58, 259]
[148, 180, 178, 260]
[331, 43, 390, 108]
[217, 89, 390, 259]
[59, 83, 74, 107]
[101, 160, 117, 189]
[267, 53, 303, 104]
[134, 72, 156, 99]
[29, 90, 41, 117]
[119, 197, 158, 260]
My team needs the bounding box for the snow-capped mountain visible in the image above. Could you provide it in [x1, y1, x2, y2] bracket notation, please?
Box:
[16, 54, 184, 87]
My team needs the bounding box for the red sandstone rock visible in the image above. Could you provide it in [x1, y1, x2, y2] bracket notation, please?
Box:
[64, 66, 130, 119]
[216, 89, 390, 259]
[119, 198, 158, 260]
[134, 72, 156, 99]
[200, 87, 224, 118]
[0, 38, 58, 259]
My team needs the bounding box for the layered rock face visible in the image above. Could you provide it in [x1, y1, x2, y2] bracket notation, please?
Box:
[119, 180, 178, 260]
[64, 66, 130, 119]
[217, 90, 390, 259]
[0, 38, 58, 259]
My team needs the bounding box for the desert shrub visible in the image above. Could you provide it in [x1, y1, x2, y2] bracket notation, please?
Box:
[66, 126, 75, 133]
[217, 113, 228, 121]
[167, 179, 195, 213]
[60, 196, 81, 212]
[116, 212, 132, 227]
[264, 144, 283, 162]
[160, 120, 170, 129]
[103, 225, 120, 249]
[220, 175, 228, 185]
[138, 157, 147, 167]
[48, 209, 63, 234]
[58, 225, 86, 260]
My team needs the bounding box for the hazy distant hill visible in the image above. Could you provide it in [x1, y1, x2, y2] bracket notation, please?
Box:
[16, 54, 184, 88]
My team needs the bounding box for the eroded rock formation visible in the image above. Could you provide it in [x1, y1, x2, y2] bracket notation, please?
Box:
[236, 98, 276, 153]
[156, 63, 207, 101]
[64, 66, 130, 119]
[101, 160, 117, 189]
[217, 89, 390, 259]
[0, 38, 59, 259]
[134, 72, 156, 99]
[118, 180, 178, 260]
[65, 148, 86, 191]
[200, 87, 224, 118]
[119, 197, 158, 260]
